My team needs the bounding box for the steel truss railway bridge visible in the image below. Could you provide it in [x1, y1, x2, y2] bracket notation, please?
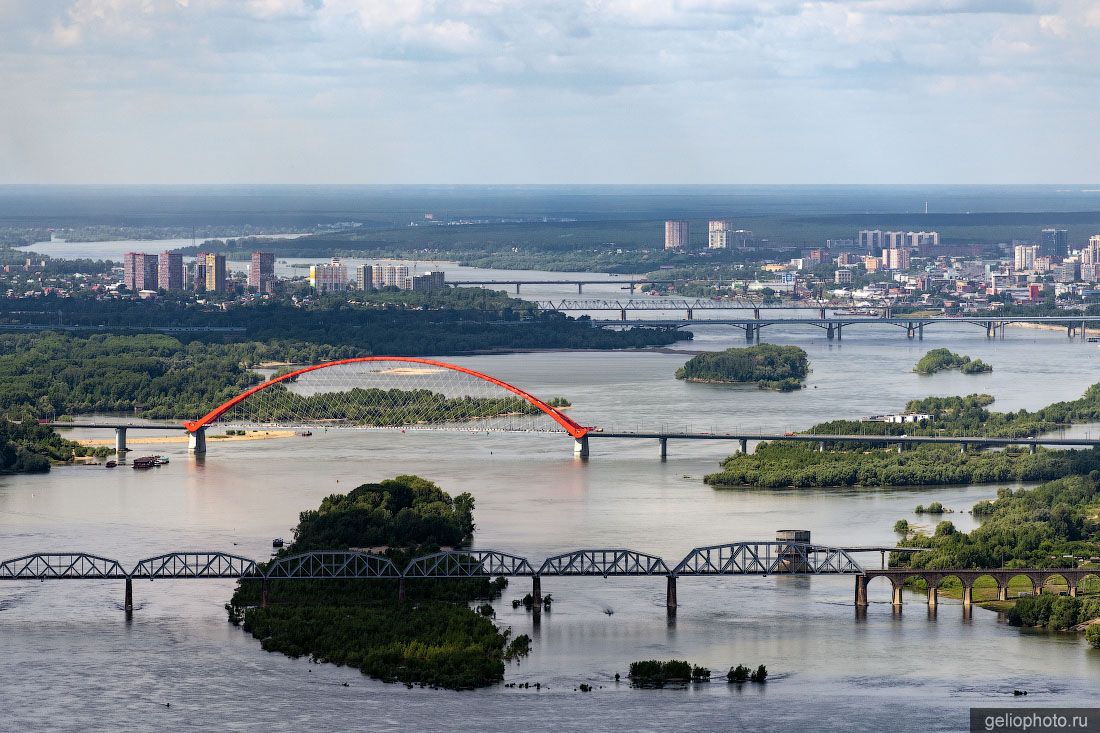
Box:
[42, 356, 1100, 458]
[6, 545, 1084, 619]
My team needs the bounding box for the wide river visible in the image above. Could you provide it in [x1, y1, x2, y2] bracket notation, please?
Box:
[2, 257, 1100, 731]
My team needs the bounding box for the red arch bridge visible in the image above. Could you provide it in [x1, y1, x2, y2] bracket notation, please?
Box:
[5, 544, 1087, 619]
[45, 356, 1100, 459]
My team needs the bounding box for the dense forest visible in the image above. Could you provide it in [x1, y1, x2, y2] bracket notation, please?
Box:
[675, 344, 809, 391]
[0, 291, 688, 354]
[0, 420, 104, 474]
[706, 387, 1100, 488]
[228, 475, 526, 689]
[913, 348, 992, 375]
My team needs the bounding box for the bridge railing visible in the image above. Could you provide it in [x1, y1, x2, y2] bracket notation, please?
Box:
[537, 548, 670, 576]
[402, 550, 534, 578]
[0, 553, 129, 580]
[131, 552, 258, 579]
[673, 542, 863, 576]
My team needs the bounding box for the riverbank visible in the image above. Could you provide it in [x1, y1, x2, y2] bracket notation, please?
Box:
[77, 430, 297, 447]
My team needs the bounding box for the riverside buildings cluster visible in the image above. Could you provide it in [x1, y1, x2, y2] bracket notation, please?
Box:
[309, 258, 446, 294]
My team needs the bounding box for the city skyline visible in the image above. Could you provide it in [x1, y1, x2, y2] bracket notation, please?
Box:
[1, 1, 1098, 185]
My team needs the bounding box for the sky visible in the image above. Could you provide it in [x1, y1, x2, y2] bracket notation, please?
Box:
[0, 0, 1098, 184]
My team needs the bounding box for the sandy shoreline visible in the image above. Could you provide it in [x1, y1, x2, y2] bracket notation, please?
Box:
[77, 430, 298, 447]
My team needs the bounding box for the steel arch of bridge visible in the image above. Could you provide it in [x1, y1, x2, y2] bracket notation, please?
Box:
[402, 550, 534, 578]
[0, 553, 128, 580]
[130, 552, 258, 579]
[182, 356, 591, 439]
[672, 542, 863, 576]
[537, 549, 670, 577]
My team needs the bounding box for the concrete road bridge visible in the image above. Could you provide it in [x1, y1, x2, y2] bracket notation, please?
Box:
[40, 356, 1100, 458]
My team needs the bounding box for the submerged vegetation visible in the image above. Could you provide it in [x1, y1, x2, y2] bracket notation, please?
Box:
[675, 344, 809, 391]
[914, 348, 992, 375]
[227, 475, 523, 690]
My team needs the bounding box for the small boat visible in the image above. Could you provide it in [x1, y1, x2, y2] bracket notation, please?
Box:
[153, 455, 170, 465]
[105, 460, 117, 468]
[272, 538, 285, 548]
[299, 431, 313, 437]
[131, 456, 157, 469]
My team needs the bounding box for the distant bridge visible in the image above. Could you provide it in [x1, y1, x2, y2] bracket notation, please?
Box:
[452, 279, 680, 294]
[42, 352, 1100, 458]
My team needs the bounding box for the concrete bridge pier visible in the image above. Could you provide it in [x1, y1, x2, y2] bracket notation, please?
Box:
[620, 309, 627, 321]
[628, 283, 636, 294]
[999, 585, 1008, 601]
[918, 323, 924, 340]
[666, 575, 678, 609]
[891, 583, 903, 607]
[738, 439, 748, 455]
[686, 308, 693, 320]
[398, 577, 406, 603]
[854, 575, 869, 608]
[836, 324, 842, 340]
[114, 427, 127, 454]
[532, 575, 542, 605]
[960, 443, 968, 454]
[826, 323, 835, 340]
[124, 577, 133, 614]
[261, 580, 269, 607]
[744, 324, 754, 341]
[906, 322, 915, 339]
[927, 585, 938, 609]
[515, 284, 521, 294]
[1029, 443, 1037, 454]
[1070, 584, 1078, 598]
[962, 584, 972, 610]
[1033, 583, 1043, 597]
[577, 283, 583, 294]
[659, 437, 668, 461]
[188, 427, 207, 454]
[819, 307, 827, 320]
[574, 436, 589, 458]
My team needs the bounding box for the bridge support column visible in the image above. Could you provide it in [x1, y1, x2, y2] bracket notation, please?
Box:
[261, 580, 269, 607]
[124, 577, 133, 614]
[892, 583, 903, 607]
[686, 308, 693, 321]
[620, 309, 626, 321]
[532, 575, 542, 605]
[906, 322, 915, 339]
[1070, 584, 1078, 598]
[896, 443, 905, 454]
[115, 427, 127, 454]
[1029, 443, 1037, 454]
[818, 442, 825, 452]
[666, 575, 678, 609]
[998, 584, 1007, 601]
[188, 427, 207, 454]
[577, 283, 583, 294]
[927, 585, 938, 609]
[962, 584, 972, 610]
[659, 437, 668, 461]
[820, 307, 826, 320]
[826, 323, 835, 340]
[628, 283, 636, 294]
[745, 324, 754, 341]
[1033, 584, 1043, 597]
[574, 436, 589, 458]
[918, 324, 924, 340]
[398, 577, 406, 603]
[739, 439, 748, 455]
[854, 575, 868, 608]
[516, 284, 521, 294]
[836, 324, 842, 340]
[960, 443, 968, 454]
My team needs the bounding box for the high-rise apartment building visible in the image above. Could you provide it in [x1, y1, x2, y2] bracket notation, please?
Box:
[193, 253, 208, 292]
[309, 258, 348, 293]
[1040, 229, 1069, 258]
[664, 220, 689, 250]
[248, 251, 276, 293]
[122, 252, 159, 291]
[355, 264, 376, 290]
[381, 264, 410, 288]
[905, 231, 940, 250]
[204, 252, 227, 293]
[1013, 244, 1040, 272]
[881, 248, 911, 271]
[859, 230, 883, 254]
[708, 220, 731, 249]
[157, 252, 183, 290]
[1081, 236, 1100, 267]
[883, 231, 906, 249]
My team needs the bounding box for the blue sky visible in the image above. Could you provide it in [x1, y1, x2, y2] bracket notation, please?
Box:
[1, 0, 1097, 184]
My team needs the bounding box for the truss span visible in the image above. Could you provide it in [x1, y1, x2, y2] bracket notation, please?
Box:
[673, 542, 863, 576]
[402, 550, 534, 577]
[0, 553, 127, 580]
[538, 549, 670, 577]
[264, 551, 402, 580]
[183, 356, 590, 438]
[130, 552, 258, 579]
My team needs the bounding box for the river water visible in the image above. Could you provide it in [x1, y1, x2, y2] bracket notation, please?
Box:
[2, 265, 1100, 730]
